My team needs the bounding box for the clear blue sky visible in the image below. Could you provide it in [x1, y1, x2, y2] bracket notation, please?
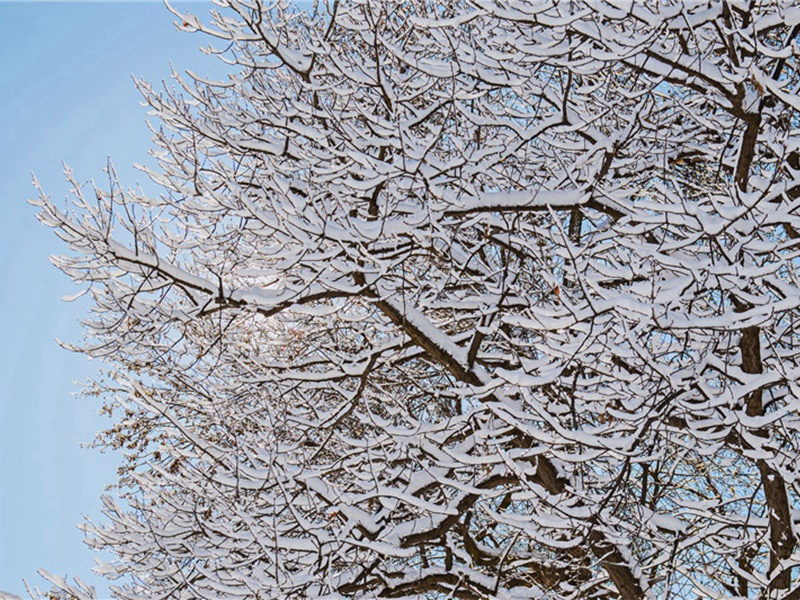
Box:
[0, 1, 222, 595]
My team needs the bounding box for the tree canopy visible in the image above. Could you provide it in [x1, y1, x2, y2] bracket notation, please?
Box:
[34, 1, 800, 598]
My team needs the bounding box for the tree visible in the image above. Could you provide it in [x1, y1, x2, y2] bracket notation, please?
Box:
[34, 0, 800, 598]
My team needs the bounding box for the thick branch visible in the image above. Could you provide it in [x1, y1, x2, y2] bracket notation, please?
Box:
[358, 275, 648, 600]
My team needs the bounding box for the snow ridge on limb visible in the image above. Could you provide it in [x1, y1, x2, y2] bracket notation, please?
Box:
[34, 0, 800, 598]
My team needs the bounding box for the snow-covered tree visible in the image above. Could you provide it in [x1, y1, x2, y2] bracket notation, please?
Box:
[35, 1, 800, 598]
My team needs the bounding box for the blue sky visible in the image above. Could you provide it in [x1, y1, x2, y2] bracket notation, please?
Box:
[0, 1, 222, 595]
